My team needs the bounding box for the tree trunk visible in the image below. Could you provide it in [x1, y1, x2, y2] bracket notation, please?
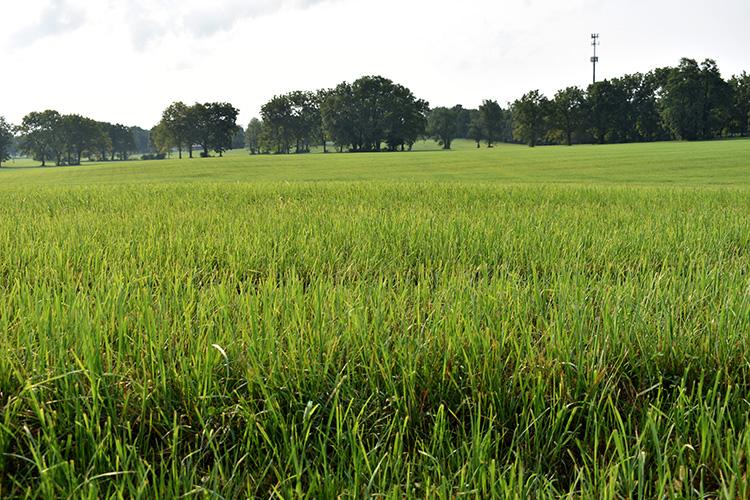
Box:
[178, 145, 183, 159]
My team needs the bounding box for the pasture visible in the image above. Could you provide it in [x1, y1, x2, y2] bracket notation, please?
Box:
[1, 139, 750, 497]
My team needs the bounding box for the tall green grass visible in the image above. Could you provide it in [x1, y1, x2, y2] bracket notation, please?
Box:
[1, 178, 750, 496]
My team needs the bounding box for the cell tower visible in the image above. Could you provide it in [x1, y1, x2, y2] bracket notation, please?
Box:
[591, 34, 600, 84]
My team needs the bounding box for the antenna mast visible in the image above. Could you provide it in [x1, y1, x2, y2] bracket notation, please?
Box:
[591, 33, 600, 84]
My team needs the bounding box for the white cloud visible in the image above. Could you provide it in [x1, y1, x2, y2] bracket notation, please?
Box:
[11, 0, 86, 47]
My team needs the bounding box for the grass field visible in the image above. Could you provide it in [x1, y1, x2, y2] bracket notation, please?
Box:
[3, 138, 750, 187]
[1, 139, 750, 497]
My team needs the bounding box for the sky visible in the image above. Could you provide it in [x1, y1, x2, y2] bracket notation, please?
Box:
[2, 0, 749, 129]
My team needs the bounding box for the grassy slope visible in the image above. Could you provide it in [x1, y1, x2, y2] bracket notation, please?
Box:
[2, 138, 749, 187]
[2, 140, 750, 497]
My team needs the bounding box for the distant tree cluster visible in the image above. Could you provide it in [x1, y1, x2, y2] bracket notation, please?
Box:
[421, 59, 750, 149]
[244, 59, 747, 154]
[7, 110, 150, 166]
[153, 102, 240, 158]
[426, 102, 512, 149]
[509, 58, 750, 147]
[251, 76, 429, 154]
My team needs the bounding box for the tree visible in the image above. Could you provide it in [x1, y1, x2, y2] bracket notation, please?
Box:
[633, 69, 670, 142]
[315, 89, 332, 152]
[107, 124, 136, 160]
[18, 110, 64, 166]
[231, 126, 245, 150]
[318, 76, 427, 153]
[287, 91, 320, 153]
[245, 118, 262, 154]
[0, 116, 14, 167]
[467, 109, 484, 148]
[150, 122, 172, 156]
[60, 114, 108, 165]
[161, 102, 191, 159]
[586, 80, 629, 144]
[131, 127, 152, 155]
[661, 58, 732, 140]
[260, 95, 294, 154]
[478, 100, 505, 147]
[511, 91, 549, 147]
[321, 82, 357, 152]
[427, 107, 458, 149]
[549, 87, 585, 145]
[729, 72, 750, 137]
[382, 83, 428, 151]
[350, 75, 391, 152]
[453, 105, 472, 139]
[190, 102, 239, 157]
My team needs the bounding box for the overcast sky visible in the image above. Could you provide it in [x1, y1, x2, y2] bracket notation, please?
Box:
[2, 0, 749, 129]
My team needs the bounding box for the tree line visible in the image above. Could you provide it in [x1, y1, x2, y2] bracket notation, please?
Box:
[0, 110, 155, 167]
[241, 59, 748, 155]
[2, 57, 749, 167]
[0, 103, 241, 167]
[489, 58, 748, 148]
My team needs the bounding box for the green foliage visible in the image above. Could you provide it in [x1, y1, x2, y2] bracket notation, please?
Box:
[150, 121, 172, 156]
[549, 87, 586, 146]
[261, 90, 320, 154]
[0, 116, 13, 166]
[156, 102, 239, 158]
[317, 76, 428, 152]
[729, 72, 750, 137]
[427, 107, 458, 149]
[16, 110, 144, 166]
[191, 102, 240, 158]
[2, 141, 750, 496]
[106, 123, 136, 161]
[512, 91, 550, 147]
[633, 70, 670, 142]
[661, 59, 733, 141]
[467, 109, 484, 148]
[160, 102, 192, 158]
[231, 125, 245, 150]
[244, 118, 262, 155]
[17, 110, 64, 166]
[59, 115, 109, 165]
[478, 99, 507, 147]
[586, 79, 631, 144]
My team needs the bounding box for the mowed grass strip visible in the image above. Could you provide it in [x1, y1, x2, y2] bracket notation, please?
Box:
[1, 138, 749, 187]
[1, 142, 750, 496]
